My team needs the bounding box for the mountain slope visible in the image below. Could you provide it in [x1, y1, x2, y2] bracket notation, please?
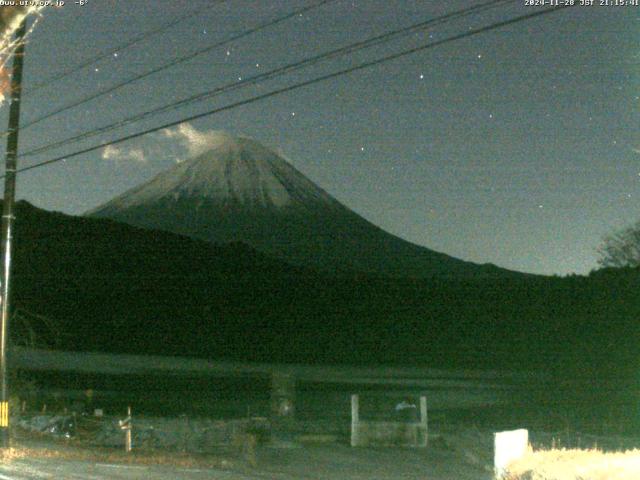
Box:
[2, 201, 637, 378]
[87, 132, 517, 278]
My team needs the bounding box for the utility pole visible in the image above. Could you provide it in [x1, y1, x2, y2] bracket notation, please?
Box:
[0, 19, 26, 448]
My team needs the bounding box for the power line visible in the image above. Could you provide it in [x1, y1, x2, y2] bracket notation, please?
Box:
[21, 0, 336, 131]
[10, 5, 571, 178]
[20, 0, 514, 159]
[28, 2, 219, 94]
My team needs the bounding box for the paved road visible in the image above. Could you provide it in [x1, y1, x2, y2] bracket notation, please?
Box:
[0, 459, 257, 480]
[0, 441, 493, 480]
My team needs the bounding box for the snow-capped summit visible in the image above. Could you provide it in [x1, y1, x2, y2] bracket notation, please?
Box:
[87, 132, 512, 278]
[95, 132, 339, 212]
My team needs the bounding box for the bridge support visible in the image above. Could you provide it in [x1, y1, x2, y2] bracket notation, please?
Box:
[270, 372, 295, 434]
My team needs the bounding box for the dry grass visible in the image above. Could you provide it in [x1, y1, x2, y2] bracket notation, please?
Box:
[0, 447, 30, 462]
[0, 443, 236, 469]
[5, 429, 237, 469]
[506, 448, 640, 480]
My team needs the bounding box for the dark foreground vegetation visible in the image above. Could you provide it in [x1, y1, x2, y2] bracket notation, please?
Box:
[6, 201, 639, 429]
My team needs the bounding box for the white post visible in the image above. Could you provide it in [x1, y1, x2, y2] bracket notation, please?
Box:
[350, 394, 359, 447]
[494, 429, 528, 479]
[125, 406, 132, 453]
[119, 406, 132, 453]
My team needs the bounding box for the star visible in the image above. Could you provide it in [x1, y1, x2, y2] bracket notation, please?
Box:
[113, 53, 118, 58]
[419, 74, 424, 80]
[291, 112, 296, 117]
[477, 54, 482, 59]
[360, 146, 365, 151]
[226, 50, 231, 56]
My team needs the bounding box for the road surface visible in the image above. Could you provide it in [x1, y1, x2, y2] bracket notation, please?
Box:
[0, 458, 248, 479]
[0, 439, 493, 479]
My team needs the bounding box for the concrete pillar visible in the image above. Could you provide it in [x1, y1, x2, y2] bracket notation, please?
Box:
[270, 372, 295, 431]
[419, 396, 428, 447]
[350, 394, 360, 447]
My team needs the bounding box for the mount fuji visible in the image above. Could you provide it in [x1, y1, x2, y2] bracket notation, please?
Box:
[87, 132, 514, 278]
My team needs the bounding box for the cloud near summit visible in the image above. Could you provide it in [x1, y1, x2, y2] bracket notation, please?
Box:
[100, 124, 232, 166]
[162, 123, 232, 160]
[101, 145, 147, 164]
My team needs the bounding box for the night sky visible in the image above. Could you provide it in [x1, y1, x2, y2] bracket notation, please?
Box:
[1, 0, 637, 275]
